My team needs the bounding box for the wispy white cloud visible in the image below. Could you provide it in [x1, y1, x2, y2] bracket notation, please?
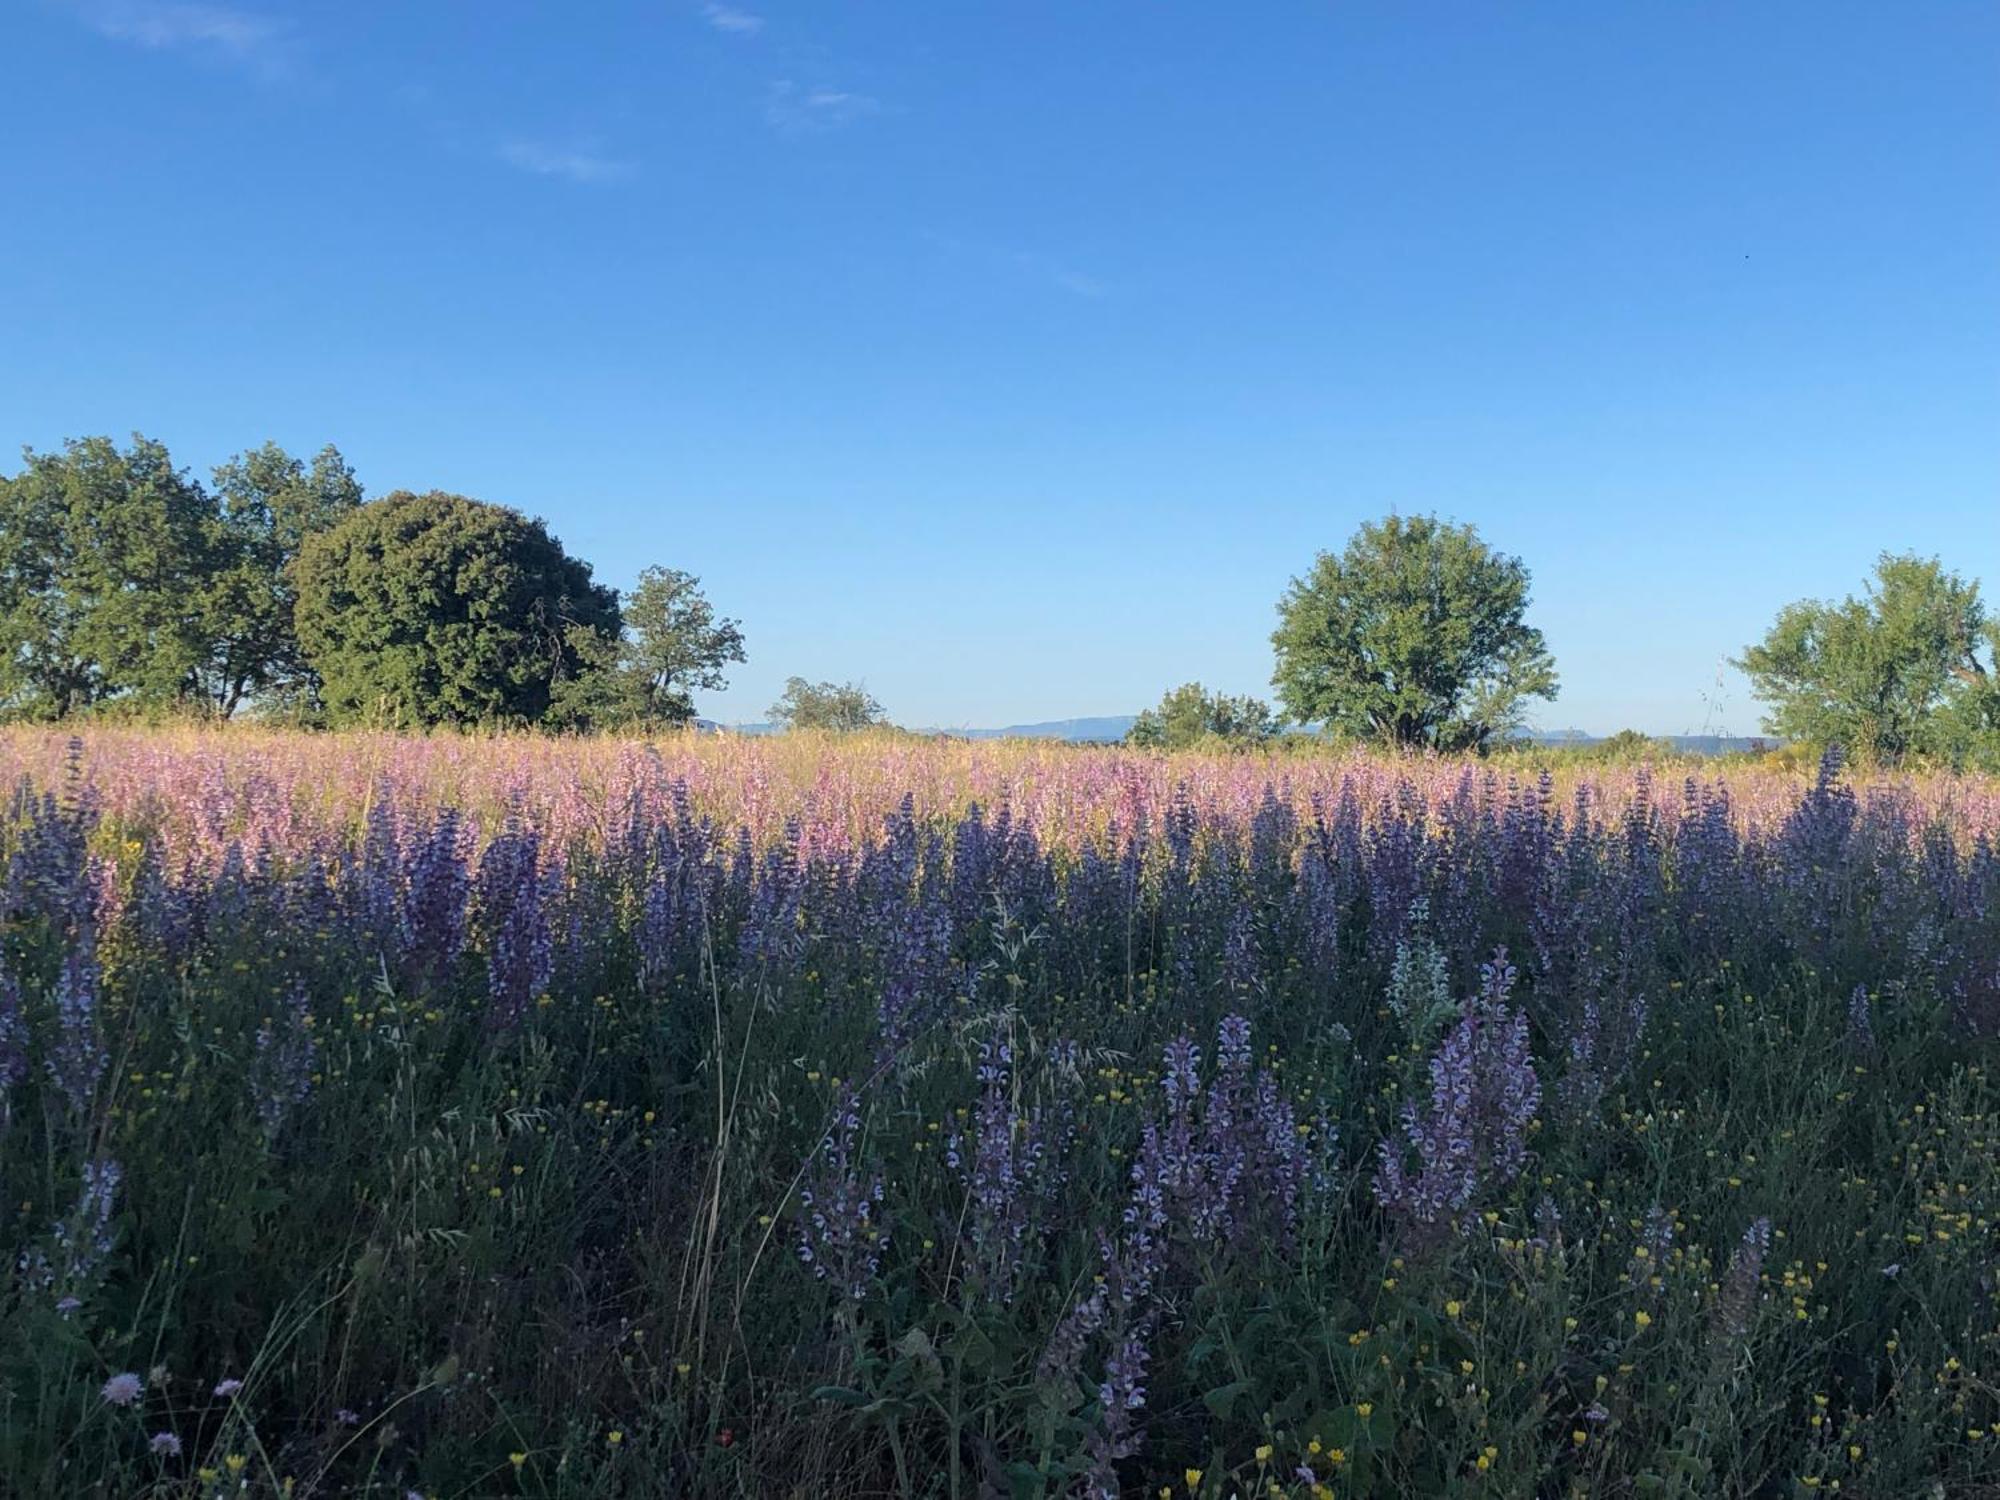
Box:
[765, 79, 880, 133]
[924, 231, 1108, 300]
[701, 3, 764, 35]
[1034, 259, 1106, 299]
[66, 0, 296, 77]
[497, 140, 636, 184]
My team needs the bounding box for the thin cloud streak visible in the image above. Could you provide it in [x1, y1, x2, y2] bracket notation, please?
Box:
[924, 231, 1109, 300]
[765, 79, 881, 133]
[702, 3, 764, 35]
[66, 0, 297, 77]
[497, 140, 636, 184]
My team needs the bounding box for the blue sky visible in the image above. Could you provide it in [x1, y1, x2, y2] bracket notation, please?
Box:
[4, 1, 1996, 733]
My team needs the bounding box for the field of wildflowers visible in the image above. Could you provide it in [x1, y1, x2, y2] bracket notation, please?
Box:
[0, 726, 1996, 1498]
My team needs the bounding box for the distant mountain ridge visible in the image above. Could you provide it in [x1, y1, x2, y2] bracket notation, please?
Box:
[952, 716, 1138, 742]
[1523, 730, 1776, 754]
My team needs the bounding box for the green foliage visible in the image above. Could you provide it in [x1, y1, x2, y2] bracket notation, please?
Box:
[0, 437, 217, 718]
[1127, 682, 1280, 750]
[1271, 514, 1558, 752]
[550, 566, 746, 730]
[769, 676, 886, 732]
[1737, 552, 2000, 766]
[201, 442, 363, 717]
[0, 435, 356, 721]
[293, 491, 619, 728]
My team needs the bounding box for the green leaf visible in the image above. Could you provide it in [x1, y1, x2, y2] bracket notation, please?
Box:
[1202, 1380, 1252, 1419]
[809, 1384, 870, 1407]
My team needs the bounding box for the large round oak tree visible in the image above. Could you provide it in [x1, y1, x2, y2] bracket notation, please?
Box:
[1272, 514, 1558, 752]
[294, 491, 619, 728]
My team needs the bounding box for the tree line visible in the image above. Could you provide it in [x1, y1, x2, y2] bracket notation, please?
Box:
[0, 434, 824, 731]
[4, 435, 1996, 762]
[1131, 514, 2000, 768]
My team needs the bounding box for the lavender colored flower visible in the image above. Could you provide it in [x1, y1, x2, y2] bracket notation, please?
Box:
[148, 1431, 183, 1457]
[0, 961, 26, 1121]
[1160, 1033, 1201, 1112]
[1528, 1193, 1564, 1255]
[401, 806, 469, 985]
[1846, 985, 1877, 1057]
[213, 1377, 244, 1399]
[945, 1041, 1067, 1304]
[874, 900, 954, 1062]
[1081, 1323, 1153, 1500]
[1557, 987, 1650, 1124]
[478, 823, 554, 1032]
[354, 782, 406, 961]
[739, 826, 806, 971]
[1374, 948, 1541, 1250]
[5, 773, 97, 935]
[47, 931, 107, 1114]
[1118, 1016, 1331, 1288]
[251, 982, 317, 1136]
[1221, 901, 1261, 996]
[23, 1156, 122, 1302]
[1713, 1216, 1773, 1348]
[1037, 1282, 1109, 1387]
[101, 1372, 143, 1407]
[797, 1090, 888, 1302]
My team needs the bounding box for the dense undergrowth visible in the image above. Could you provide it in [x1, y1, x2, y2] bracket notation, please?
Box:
[0, 729, 1995, 1497]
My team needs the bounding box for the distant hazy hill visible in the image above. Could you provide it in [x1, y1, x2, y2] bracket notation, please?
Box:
[954, 716, 1137, 743]
[705, 716, 1137, 741]
[1523, 730, 1776, 755]
[702, 719, 1771, 754]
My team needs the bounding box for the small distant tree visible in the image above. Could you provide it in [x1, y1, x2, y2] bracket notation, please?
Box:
[1736, 552, 1999, 765]
[551, 566, 746, 729]
[294, 491, 619, 728]
[1127, 682, 1280, 750]
[1272, 514, 1558, 752]
[768, 677, 884, 733]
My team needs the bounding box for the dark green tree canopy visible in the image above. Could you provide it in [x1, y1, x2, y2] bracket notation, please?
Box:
[294, 491, 619, 728]
[1127, 682, 1280, 750]
[0, 434, 355, 720]
[768, 677, 885, 733]
[1736, 552, 1999, 765]
[1271, 514, 1558, 752]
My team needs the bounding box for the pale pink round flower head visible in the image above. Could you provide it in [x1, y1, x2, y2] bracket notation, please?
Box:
[101, 1372, 143, 1407]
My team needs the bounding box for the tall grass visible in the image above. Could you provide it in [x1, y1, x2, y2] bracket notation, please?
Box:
[0, 727, 1994, 1496]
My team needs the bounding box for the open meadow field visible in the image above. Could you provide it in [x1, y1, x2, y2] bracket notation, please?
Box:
[0, 727, 1996, 1497]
